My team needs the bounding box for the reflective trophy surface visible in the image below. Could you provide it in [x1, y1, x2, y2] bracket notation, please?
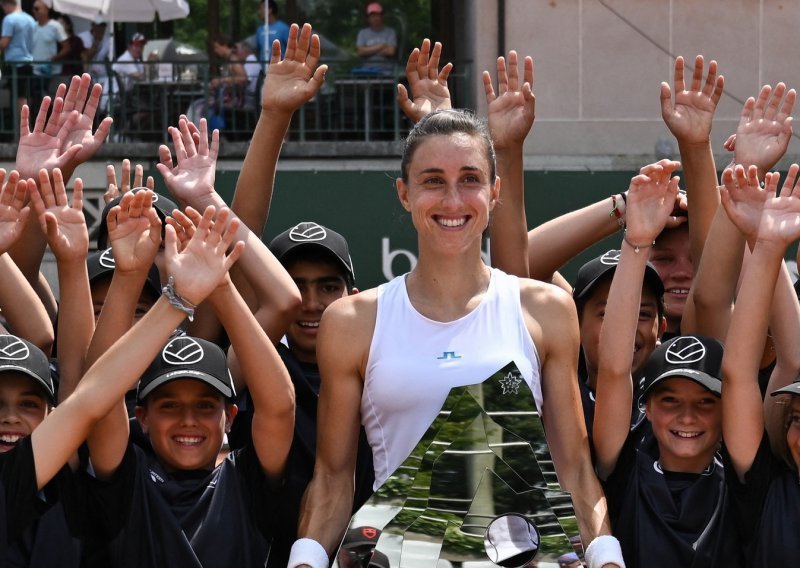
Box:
[342, 362, 581, 567]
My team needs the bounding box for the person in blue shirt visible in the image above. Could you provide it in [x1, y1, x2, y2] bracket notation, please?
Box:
[256, 0, 289, 63]
[0, 0, 36, 115]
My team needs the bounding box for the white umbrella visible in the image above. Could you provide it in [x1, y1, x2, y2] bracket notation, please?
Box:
[43, 0, 189, 22]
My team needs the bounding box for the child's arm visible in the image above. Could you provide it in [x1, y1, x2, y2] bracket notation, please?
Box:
[206, 277, 294, 479]
[0, 171, 52, 353]
[27, 168, 93, 402]
[158, 120, 301, 343]
[660, 55, 724, 273]
[82, 191, 163, 478]
[484, 51, 535, 278]
[685, 84, 795, 338]
[721, 166, 800, 481]
[30, 205, 244, 490]
[396, 39, 453, 124]
[594, 160, 681, 480]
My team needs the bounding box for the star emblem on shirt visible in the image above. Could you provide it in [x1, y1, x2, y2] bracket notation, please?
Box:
[499, 371, 522, 395]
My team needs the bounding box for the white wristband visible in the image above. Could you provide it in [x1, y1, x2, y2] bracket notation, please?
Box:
[287, 538, 329, 568]
[584, 535, 625, 568]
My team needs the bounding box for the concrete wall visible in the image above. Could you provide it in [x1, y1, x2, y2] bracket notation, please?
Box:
[470, 0, 800, 162]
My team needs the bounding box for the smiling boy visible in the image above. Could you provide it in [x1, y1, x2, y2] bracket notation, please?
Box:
[592, 163, 742, 567]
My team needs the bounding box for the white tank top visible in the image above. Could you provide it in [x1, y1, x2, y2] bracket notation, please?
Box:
[363, 268, 543, 489]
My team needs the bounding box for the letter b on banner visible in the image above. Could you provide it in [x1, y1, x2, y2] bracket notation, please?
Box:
[382, 238, 417, 281]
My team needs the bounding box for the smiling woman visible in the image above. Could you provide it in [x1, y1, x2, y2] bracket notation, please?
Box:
[290, 109, 622, 568]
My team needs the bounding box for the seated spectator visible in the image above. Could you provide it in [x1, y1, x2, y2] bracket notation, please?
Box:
[356, 2, 397, 73]
[187, 36, 252, 124]
[113, 32, 147, 93]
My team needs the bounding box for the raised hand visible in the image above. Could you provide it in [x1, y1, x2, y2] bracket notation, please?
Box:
[719, 164, 772, 243]
[27, 168, 88, 262]
[164, 206, 203, 252]
[164, 206, 245, 306]
[624, 159, 682, 246]
[484, 50, 535, 150]
[397, 38, 453, 123]
[104, 159, 155, 204]
[261, 23, 327, 114]
[732, 83, 795, 175]
[660, 55, 724, 144]
[106, 190, 162, 274]
[157, 117, 219, 208]
[57, 74, 113, 178]
[0, 170, 31, 253]
[15, 97, 82, 181]
[753, 165, 800, 248]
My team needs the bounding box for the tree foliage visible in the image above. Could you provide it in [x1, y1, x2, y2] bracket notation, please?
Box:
[175, 0, 431, 60]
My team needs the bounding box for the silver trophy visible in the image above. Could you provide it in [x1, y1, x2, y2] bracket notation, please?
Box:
[343, 362, 581, 567]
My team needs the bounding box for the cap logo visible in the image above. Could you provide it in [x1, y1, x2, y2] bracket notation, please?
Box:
[664, 336, 706, 364]
[600, 250, 621, 266]
[289, 222, 326, 243]
[0, 336, 29, 361]
[161, 337, 204, 365]
[99, 248, 116, 269]
[133, 187, 158, 202]
[361, 527, 377, 539]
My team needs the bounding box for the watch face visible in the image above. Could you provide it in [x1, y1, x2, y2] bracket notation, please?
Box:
[342, 362, 580, 567]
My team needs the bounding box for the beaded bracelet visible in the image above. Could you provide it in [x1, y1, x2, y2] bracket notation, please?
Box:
[162, 275, 197, 322]
[609, 194, 625, 228]
[623, 229, 655, 253]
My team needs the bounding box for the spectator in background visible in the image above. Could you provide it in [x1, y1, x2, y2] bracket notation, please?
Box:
[57, 14, 83, 78]
[356, 2, 397, 72]
[31, 0, 68, 105]
[79, 15, 110, 79]
[237, 41, 262, 110]
[0, 0, 36, 117]
[113, 32, 147, 92]
[256, 0, 289, 62]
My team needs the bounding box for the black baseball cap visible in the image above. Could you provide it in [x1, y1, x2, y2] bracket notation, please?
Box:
[269, 222, 355, 285]
[573, 249, 664, 301]
[0, 335, 55, 404]
[638, 335, 724, 398]
[96, 188, 178, 249]
[87, 248, 162, 300]
[137, 336, 235, 403]
[770, 377, 800, 398]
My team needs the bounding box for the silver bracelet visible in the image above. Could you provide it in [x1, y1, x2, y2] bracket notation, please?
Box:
[162, 275, 197, 322]
[622, 229, 655, 254]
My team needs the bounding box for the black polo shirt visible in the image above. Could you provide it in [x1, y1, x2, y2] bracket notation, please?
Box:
[81, 438, 277, 567]
[602, 422, 743, 568]
[725, 433, 800, 566]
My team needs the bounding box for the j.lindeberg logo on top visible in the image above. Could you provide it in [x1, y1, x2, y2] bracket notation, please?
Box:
[161, 337, 204, 365]
[99, 248, 116, 269]
[0, 336, 30, 361]
[289, 222, 327, 242]
[437, 351, 462, 360]
[664, 336, 706, 364]
[600, 250, 622, 265]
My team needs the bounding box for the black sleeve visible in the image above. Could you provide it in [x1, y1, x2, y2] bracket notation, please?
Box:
[723, 433, 776, 537]
[600, 423, 643, 521]
[80, 441, 138, 541]
[235, 443, 284, 539]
